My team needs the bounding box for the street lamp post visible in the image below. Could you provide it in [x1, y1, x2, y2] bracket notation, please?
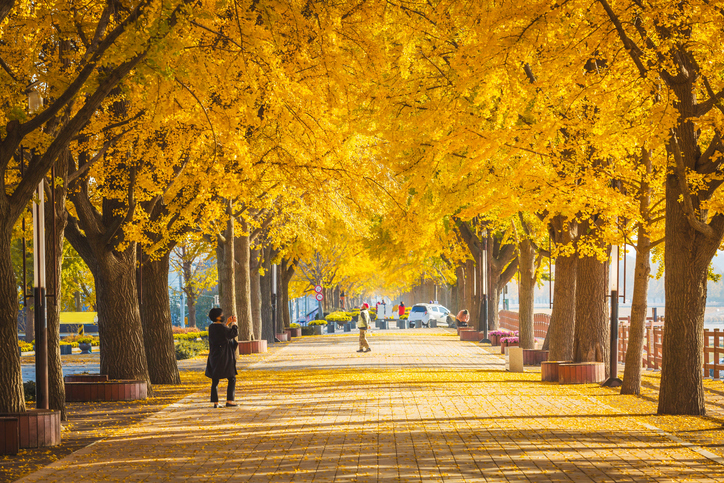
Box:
[32, 179, 49, 409]
[480, 231, 491, 344]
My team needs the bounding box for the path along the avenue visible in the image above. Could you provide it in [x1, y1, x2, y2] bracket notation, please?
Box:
[17, 329, 724, 482]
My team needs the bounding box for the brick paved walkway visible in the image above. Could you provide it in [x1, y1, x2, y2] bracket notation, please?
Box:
[17, 329, 724, 482]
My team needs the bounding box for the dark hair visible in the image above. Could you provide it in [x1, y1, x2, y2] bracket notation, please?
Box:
[462, 309, 469, 315]
[208, 308, 223, 321]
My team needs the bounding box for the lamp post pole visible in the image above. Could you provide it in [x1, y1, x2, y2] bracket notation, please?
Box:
[480, 233, 491, 344]
[33, 180, 49, 409]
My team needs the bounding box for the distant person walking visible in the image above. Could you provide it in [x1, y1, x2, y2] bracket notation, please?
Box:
[357, 303, 371, 353]
[205, 308, 239, 408]
[398, 302, 405, 319]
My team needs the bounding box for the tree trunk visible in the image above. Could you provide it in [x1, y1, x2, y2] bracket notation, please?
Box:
[464, 260, 474, 317]
[281, 258, 295, 329]
[234, 233, 253, 341]
[260, 249, 274, 343]
[140, 252, 180, 385]
[518, 239, 536, 349]
[621, 151, 653, 396]
[217, 212, 236, 319]
[186, 292, 197, 329]
[0, 226, 25, 412]
[455, 265, 464, 314]
[572, 245, 609, 371]
[658, 175, 717, 415]
[543, 216, 578, 360]
[182, 258, 197, 329]
[250, 248, 262, 340]
[46, 153, 69, 420]
[95, 248, 153, 388]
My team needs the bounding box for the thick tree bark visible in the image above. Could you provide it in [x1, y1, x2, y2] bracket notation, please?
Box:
[260, 248, 274, 343]
[140, 252, 180, 385]
[217, 214, 236, 319]
[621, 152, 653, 396]
[487, 234, 519, 331]
[543, 216, 578, 360]
[572, 227, 609, 371]
[46, 154, 69, 420]
[234, 232, 253, 341]
[281, 258, 295, 329]
[250, 248, 262, 340]
[0, 220, 25, 412]
[518, 239, 536, 349]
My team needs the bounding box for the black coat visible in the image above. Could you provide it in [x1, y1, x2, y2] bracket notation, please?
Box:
[205, 323, 238, 380]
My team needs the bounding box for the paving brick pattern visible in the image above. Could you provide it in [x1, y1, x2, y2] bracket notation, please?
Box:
[17, 329, 724, 482]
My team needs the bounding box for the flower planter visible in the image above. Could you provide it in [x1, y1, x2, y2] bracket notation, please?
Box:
[500, 340, 519, 354]
[238, 340, 267, 354]
[276, 333, 289, 342]
[59, 345, 73, 355]
[65, 380, 147, 402]
[343, 323, 352, 332]
[78, 342, 92, 354]
[490, 334, 500, 346]
[377, 320, 388, 330]
[289, 328, 302, 337]
[541, 361, 572, 382]
[327, 322, 336, 333]
[312, 325, 324, 335]
[284, 329, 292, 339]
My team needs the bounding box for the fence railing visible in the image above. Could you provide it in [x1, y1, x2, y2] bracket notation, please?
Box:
[498, 311, 551, 339]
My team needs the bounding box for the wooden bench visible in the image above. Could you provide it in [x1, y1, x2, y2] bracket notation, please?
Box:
[65, 380, 147, 402]
[0, 410, 60, 449]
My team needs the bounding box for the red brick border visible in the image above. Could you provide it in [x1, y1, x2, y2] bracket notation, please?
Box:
[558, 362, 606, 384]
[0, 417, 19, 454]
[459, 330, 481, 341]
[65, 380, 147, 402]
[523, 349, 549, 366]
[63, 374, 109, 383]
[0, 410, 60, 448]
[541, 361, 572, 382]
[238, 340, 267, 354]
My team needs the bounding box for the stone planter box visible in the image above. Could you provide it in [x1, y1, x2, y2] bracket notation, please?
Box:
[238, 340, 267, 354]
[397, 320, 407, 329]
[541, 361, 572, 382]
[60, 345, 73, 355]
[276, 333, 289, 342]
[523, 349, 549, 366]
[327, 322, 336, 333]
[289, 328, 302, 337]
[460, 330, 481, 341]
[349, 321, 357, 330]
[558, 362, 605, 384]
[377, 320, 388, 330]
[312, 325, 324, 335]
[0, 410, 60, 449]
[0, 417, 19, 454]
[343, 323, 351, 332]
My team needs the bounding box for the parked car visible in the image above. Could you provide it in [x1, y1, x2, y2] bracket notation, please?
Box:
[407, 304, 451, 328]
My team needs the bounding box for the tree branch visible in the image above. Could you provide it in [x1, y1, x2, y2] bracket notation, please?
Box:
[671, 134, 716, 238]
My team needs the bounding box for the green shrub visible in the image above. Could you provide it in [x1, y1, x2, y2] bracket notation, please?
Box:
[24, 381, 35, 402]
[175, 340, 208, 360]
[309, 320, 327, 326]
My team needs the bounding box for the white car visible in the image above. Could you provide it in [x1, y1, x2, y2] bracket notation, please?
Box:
[407, 304, 451, 328]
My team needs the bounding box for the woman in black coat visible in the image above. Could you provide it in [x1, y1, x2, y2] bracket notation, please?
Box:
[205, 308, 238, 408]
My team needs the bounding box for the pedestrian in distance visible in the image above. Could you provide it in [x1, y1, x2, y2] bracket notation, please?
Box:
[357, 303, 372, 353]
[205, 308, 239, 408]
[398, 302, 405, 319]
[456, 309, 470, 328]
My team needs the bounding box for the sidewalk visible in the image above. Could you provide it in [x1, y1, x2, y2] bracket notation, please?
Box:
[16, 329, 724, 482]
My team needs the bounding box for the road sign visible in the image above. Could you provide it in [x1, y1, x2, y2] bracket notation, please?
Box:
[314, 285, 323, 293]
[315, 293, 324, 301]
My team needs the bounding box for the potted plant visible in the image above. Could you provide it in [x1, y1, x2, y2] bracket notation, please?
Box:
[500, 336, 520, 354]
[309, 320, 326, 335]
[289, 323, 302, 337]
[77, 336, 95, 354]
[489, 330, 511, 347]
